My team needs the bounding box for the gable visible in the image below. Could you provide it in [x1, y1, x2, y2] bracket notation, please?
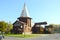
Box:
[13, 21, 23, 26]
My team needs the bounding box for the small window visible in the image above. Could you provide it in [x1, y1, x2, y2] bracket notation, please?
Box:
[21, 25, 22, 28]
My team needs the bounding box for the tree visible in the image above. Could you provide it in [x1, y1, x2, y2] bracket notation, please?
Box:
[0, 21, 8, 36]
[0, 21, 8, 32]
[49, 24, 60, 33]
[6, 22, 13, 33]
[0, 21, 13, 34]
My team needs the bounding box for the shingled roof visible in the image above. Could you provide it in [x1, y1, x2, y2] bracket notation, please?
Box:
[13, 20, 26, 26]
[20, 3, 30, 17]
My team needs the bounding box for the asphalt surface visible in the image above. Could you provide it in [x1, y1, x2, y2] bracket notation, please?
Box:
[2, 33, 60, 40]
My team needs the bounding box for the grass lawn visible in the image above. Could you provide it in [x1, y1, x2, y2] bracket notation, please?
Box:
[4, 34, 41, 38]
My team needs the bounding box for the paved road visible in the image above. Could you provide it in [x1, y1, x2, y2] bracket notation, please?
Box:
[2, 34, 60, 40]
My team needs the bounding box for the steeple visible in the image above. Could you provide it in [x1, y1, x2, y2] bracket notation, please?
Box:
[20, 3, 30, 17]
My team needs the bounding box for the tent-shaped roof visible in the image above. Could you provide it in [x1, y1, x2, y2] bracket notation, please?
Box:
[20, 3, 30, 17]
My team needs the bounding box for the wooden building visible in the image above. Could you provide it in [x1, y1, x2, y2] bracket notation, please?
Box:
[12, 3, 32, 34]
[32, 22, 47, 34]
[11, 3, 53, 34]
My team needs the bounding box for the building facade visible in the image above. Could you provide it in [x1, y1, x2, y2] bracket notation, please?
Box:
[32, 22, 47, 34]
[12, 3, 32, 34]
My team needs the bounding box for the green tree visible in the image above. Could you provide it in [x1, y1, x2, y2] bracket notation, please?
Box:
[49, 24, 60, 33]
[0, 21, 8, 36]
[0, 21, 8, 32]
[6, 22, 13, 33]
[0, 21, 13, 34]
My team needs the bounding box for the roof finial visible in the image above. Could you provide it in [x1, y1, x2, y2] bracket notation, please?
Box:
[24, 0, 26, 6]
[24, 0, 26, 4]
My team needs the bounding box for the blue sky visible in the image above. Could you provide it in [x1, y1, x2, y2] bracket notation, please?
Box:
[0, 0, 60, 24]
